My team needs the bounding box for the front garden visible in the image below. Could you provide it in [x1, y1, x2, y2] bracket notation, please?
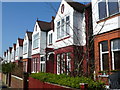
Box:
[30, 72, 105, 89]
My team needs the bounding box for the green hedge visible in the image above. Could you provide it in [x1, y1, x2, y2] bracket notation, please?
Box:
[30, 72, 105, 89]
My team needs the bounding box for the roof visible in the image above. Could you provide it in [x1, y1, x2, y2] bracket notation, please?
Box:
[13, 43, 16, 50]
[4, 52, 6, 56]
[37, 20, 51, 31]
[85, 2, 91, 8]
[65, 0, 86, 13]
[18, 38, 24, 46]
[26, 31, 33, 41]
[9, 47, 12, 53]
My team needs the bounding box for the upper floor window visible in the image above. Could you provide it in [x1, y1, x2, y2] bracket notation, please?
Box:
[33, 33, 39, 49]
[57, 16, 70, 39]
[57, 21, 60, 39]
[49, 33, 52, 44]
[66, 16, 70, 36]
[111, 38, 120, 70]
[61, 19, 65, 37]
[98, 0, 119, 20]
[100, 41, 109, 71]
[23, 43, 27, 54]
[16, 47, 19, 57]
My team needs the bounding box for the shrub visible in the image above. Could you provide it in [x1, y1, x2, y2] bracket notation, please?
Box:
[30, 72, 105, 89]
[2, 63, 16, 74]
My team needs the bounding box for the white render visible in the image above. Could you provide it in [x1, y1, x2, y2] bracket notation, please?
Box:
[53, 0, 86, 49]
[92, 0, 120, 35]
[8, 49, 12, 62]
[15, 39, 23, 60]
[11, 45, 16, 62]
[23, 33, 32, 59]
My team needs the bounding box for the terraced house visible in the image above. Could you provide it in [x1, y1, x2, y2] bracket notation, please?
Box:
[46, 0, 93, 76]
[31, 20, 52, 73]
[15, 38, 24, 62]
[11, 44, 16, 62]
[22, 31, 32, 73]
[92, 0, 120, 85]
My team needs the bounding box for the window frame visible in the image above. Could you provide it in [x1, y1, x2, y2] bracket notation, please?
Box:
[111, 38, 120, 70]
[98, 0, 120, 20]
[56, 15, 70, 40]
[40, 56, 46, 72]
[33, 33, 39, 49]
[99, 41, 109, 71]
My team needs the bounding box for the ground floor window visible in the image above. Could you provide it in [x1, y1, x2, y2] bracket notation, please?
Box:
[23, 61, 27, 72]
[100, 41, 109, 71]
[57, 52, 71, 75]
[32, 58, 39, 73]
[40, 56, 45, 72]
[111, 38, 120, 70]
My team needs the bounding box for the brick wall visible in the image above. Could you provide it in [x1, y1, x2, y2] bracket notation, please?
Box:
[11, 75, 24, 88]
[2, 73, 7, 84]
[28, 77, 73, 90]
[94, 29, 120, 84]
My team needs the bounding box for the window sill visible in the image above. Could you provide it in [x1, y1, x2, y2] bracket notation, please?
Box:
[98, 75, 109, 78]
[33, 47, 39, 50]
[97, 13, 120, 24]
[48, 44, 52, 46]
[23, 53, 27, 55]
[56, 36, 70, 42]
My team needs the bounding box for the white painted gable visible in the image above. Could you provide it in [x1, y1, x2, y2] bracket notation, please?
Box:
[32, 22, 41, 55]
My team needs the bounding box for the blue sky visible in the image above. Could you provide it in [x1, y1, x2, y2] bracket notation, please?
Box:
[1, 1, 89, 57]
[2, 2, 60, 56]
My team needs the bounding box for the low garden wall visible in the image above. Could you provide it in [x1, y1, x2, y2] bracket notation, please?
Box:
[11, 75, 24, 88]
[28, 72, 105, 90]
[28, 77, 73, 90]
[2, 73, 7, 84]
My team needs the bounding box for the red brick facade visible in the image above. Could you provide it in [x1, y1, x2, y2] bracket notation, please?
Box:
[94, 29, 120, 84]
[28, 77, 73, 89]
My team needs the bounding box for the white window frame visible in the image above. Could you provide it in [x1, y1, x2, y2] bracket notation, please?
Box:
[40, 56, 46, 72]
[111, 39, 120, 70]
[66, 52, 71, 74]
[61, 53, 65, 74]
[23, 43, 27, 54]
[57, 15, 70, 40]
[100, 42, 109, 71]
[57, 54, 60, 75]
[33, 33, 39, 49]
[98, 0, 119, 20]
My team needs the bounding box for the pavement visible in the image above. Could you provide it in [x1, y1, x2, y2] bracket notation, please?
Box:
[0, 80, 8, 89]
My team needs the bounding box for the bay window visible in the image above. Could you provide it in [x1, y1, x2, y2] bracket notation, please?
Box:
[66, 52, 71, 74]
[57, 53, 71, 75]
[57, 21, 60, 39]
[16, 47, 19, 57]
[100, 41, 109, 71]
[61, 53, 65, 74]
[61, 19, 65, 37]
[57, 16, 70, 39]
[33, 33, 39, 49]
[57, 54, 60, 74]
[23, 43, 27, 54]
[111, 38, 120, 70]
[66, 16, 70, 35]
